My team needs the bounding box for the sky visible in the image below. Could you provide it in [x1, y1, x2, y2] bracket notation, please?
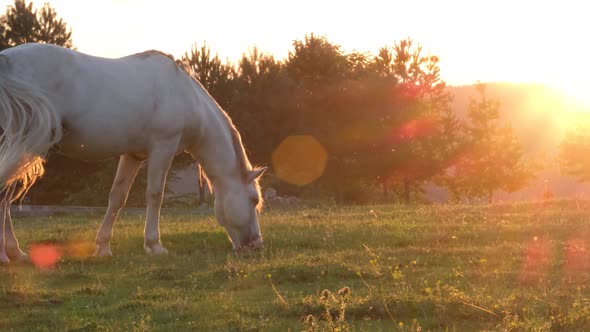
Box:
[1, 0, 588, 103]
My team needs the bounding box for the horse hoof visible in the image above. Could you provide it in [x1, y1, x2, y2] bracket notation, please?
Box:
[7, 249, 28, 262]
[144, 243, 168, 255]
[94, 245, 113, 257]
[0, 253, 10, 264]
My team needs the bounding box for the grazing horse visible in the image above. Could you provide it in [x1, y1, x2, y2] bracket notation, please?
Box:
[0, 43, 266, 263]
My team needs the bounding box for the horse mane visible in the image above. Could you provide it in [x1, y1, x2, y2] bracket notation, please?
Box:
[133, 50, 191, 74]
[133, 49, 264, 209]
[134, 49, 175, 61]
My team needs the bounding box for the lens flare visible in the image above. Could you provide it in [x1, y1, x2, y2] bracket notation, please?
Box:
[563, 237, 590, 280]
[64, 240, 95, 260]
[272, 135, 327, 186]
[29, 243, 61, 269]
[393, 117, 435, 142]
[519, 237, 551, 283]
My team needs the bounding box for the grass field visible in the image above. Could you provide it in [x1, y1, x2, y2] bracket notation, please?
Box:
[2, 202, 590, 331]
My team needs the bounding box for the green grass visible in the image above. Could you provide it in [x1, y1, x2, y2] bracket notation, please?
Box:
[2, 202, 590, 331]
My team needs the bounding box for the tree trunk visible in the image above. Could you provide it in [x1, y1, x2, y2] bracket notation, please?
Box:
[403, 179, 410, 204]
[382, 179, 389, 200]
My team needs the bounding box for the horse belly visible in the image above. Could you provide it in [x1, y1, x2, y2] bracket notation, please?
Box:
[57, 125, 148, 161]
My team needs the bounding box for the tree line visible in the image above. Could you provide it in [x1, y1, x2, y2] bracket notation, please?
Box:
[3, 0, 586, 206]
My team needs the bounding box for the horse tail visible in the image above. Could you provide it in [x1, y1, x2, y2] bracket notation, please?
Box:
[0, 57, 62, 201]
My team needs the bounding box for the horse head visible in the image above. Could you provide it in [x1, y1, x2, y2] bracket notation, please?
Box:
[214, 167, 267, 251]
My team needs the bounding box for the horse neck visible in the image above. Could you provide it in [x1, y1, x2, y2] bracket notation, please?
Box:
[195, 107, 245, 190]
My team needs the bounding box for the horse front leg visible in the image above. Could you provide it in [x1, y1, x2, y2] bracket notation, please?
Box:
[95, 154, 143, 256]
[143, 139, 178, 255]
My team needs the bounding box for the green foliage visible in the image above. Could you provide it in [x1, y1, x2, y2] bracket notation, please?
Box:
[229, 47, 298, 166]
[443, 84, 533, 202]
[3, 203, 590, 330]
[0, 0, 72, 50]
[287, 33, 349, 84]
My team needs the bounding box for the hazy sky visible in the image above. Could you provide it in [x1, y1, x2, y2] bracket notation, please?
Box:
[1, 0, 588, 100]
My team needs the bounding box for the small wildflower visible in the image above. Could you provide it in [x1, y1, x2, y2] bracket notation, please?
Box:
[398, 321, 404, 327]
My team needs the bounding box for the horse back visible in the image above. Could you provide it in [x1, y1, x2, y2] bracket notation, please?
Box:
[1, 43, 198, 160]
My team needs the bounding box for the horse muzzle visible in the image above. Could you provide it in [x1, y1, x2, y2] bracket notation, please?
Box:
[236, 235, 264, 252]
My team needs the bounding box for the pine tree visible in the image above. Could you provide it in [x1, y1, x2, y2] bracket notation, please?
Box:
[0, 0, 72, 50]
[182, 42, 235, 108]
[370, 39, 462, 203]
[445, 84, 533, 202]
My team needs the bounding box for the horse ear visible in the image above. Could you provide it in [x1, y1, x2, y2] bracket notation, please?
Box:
[247, 167, 268, 183]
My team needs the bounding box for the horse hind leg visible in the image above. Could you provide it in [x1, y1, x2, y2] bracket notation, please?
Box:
[1, 186, 27, 263]
[3, 206, 27, 262]
[95, 154, 143, 257]
[0, 190, 9, 263]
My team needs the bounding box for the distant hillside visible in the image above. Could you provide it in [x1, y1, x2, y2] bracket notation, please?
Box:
[442, 82, 590, 202]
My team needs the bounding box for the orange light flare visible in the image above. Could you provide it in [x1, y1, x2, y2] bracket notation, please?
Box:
[29, 239, 95, 269]
[272, 135, 328, 186]
[63, 240, 95, 260]
[518, 236, 552, 284]
[562, 236, 590, 281]
[29, 243, 62, 269]
[518, 232, 590, 284]
[391, 116, 436, 142]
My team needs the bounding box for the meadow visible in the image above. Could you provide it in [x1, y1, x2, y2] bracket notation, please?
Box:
[2, 201, 590, 331]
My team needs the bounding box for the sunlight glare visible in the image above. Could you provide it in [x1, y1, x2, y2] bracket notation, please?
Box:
[557, 83, 590, 112]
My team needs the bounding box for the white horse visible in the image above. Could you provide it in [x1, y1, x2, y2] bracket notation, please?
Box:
[0, 43, 266, 263]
